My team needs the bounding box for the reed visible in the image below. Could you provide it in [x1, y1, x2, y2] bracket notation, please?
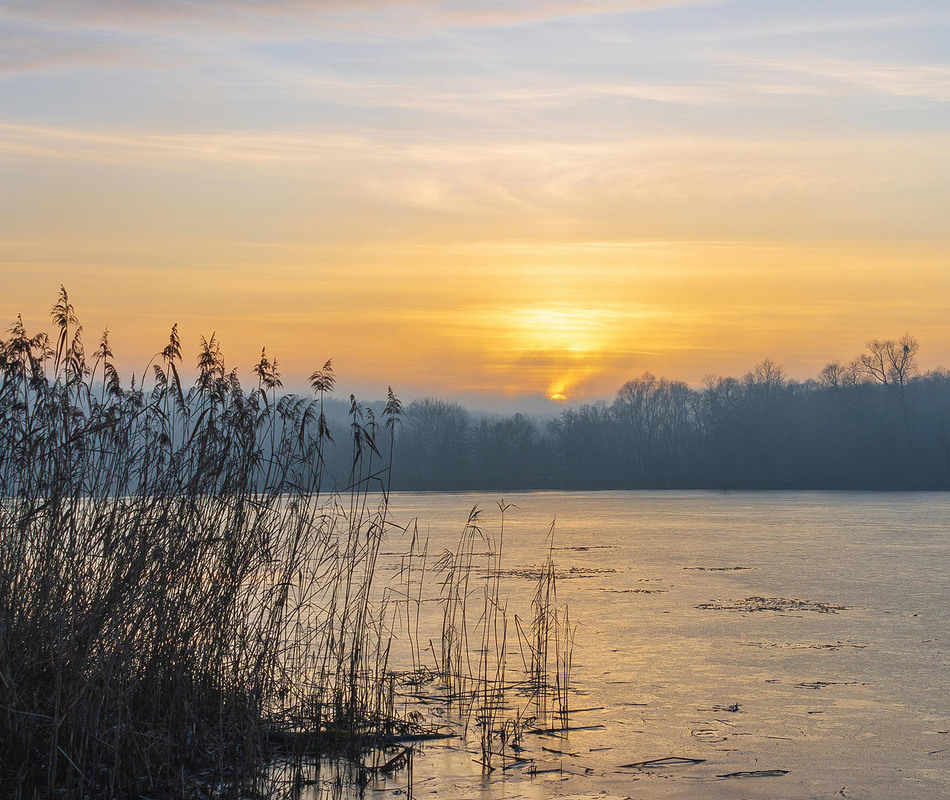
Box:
[0, 288, 578, 797]
[0, 289, 413, 798]
[430, 506, 576, 770]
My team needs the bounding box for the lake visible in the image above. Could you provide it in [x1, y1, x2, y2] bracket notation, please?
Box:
[315, 491, 950, 800]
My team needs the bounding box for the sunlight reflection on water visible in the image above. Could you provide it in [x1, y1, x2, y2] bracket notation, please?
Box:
[307, 491, 950, 800]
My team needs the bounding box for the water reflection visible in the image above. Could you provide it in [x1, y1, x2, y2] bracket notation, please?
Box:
[362, 490, 950, 800]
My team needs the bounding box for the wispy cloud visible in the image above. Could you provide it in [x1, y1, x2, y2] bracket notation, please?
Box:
[4, 121, 945, 206]
[4, 0, 723, 34]
[0, 123, 371, 164]
[0, 0, 732, 82]
[0, 26, 176, 75]
[690, 9, 950, 43]
[250, 64, 836, 115]
[743, 57, 950, 102]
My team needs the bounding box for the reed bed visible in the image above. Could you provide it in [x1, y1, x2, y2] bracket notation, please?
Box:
[428, 507, 576, 770]
[0, 289, 576, 799]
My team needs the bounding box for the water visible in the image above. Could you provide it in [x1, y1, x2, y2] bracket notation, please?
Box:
[330, 491, 950, 799]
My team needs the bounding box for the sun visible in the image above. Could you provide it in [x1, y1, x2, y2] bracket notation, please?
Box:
[549, 392, 568, 402]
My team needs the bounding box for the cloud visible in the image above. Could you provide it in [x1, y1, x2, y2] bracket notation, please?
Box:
[0, 122, 372, 164]
[403, 0, 724, 27]
[691, 9, 950, 43]
[4, 0, 722, 35]
[0, 27, 170, 75]
[748, 58, 950, 102]
[3, 121, 946, 209]
[249, 63, 836, 117]
[0, 0, 729, 78]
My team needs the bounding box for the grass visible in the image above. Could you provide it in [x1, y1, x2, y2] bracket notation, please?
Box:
[0, 288, 576, 798]
[431, 506, 576, 770]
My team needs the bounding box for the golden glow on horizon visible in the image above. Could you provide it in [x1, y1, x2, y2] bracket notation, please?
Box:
[505, 305, 620, 352]
[493, 304, 620, 397]
[7, 239, 949, 406]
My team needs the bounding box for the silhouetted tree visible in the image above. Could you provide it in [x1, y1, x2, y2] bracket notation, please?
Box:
[400, 398, 471, 488]
[304, 333, 947, 490]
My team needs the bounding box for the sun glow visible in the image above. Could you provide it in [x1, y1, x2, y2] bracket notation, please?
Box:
[506, 305, 621, 353]
[491, 304, 626, 401]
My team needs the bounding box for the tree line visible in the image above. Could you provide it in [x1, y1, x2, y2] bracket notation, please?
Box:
[5, 293, 946, 491]
[331, 335, 950, 490]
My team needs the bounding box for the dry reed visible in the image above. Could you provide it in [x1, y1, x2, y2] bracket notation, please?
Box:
[0, 288, 577, 798]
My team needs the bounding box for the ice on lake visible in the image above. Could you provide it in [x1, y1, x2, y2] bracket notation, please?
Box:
[305, 491, 950, 800]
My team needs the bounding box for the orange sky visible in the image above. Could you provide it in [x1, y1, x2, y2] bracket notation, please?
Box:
[2, 2, 949, 408]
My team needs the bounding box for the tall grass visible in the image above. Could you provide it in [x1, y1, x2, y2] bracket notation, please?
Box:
[432, 506, 576, 769]
[0, 289, 409, 798]
[0, 288, 577, 797]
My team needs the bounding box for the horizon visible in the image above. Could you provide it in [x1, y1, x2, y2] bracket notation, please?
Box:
[4, 288, 946, 417]
[3, 1, 949, 408]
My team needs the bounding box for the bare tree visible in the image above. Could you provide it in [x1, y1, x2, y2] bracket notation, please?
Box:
[858, 335, 919, 386]
[818, 361, 843, 389]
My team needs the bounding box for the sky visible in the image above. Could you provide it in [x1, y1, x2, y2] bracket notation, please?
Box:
[2, 0, 949, 409]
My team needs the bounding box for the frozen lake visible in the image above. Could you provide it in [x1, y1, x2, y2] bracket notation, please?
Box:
[320, 491, 950, 800]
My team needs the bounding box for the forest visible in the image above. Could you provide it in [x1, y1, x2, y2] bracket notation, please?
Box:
[318, 335, 950, 491]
